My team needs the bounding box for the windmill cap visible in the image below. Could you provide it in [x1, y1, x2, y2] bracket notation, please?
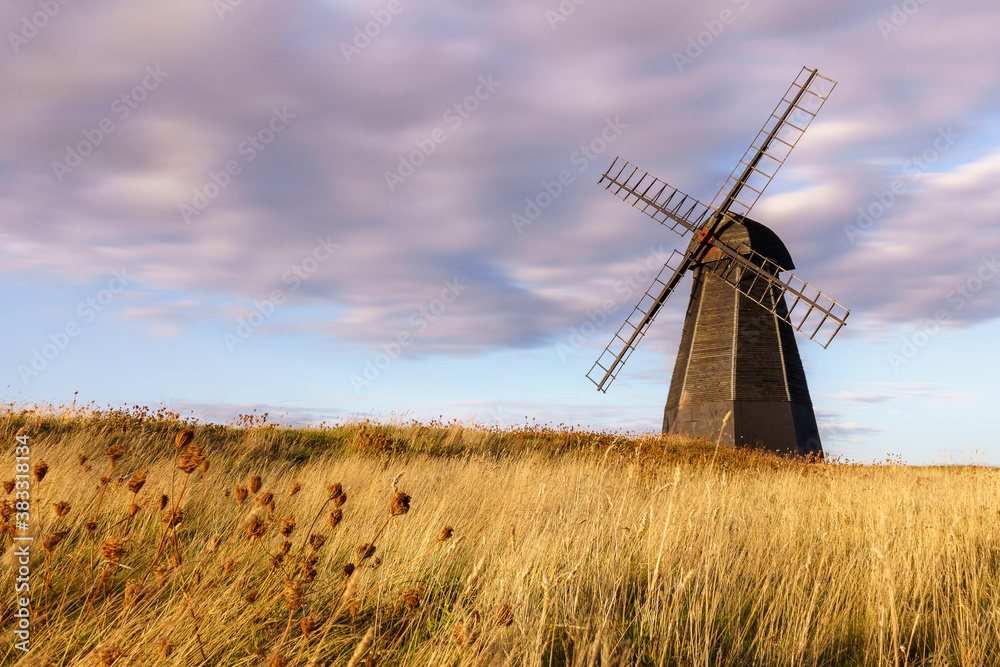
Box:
[700, 215, 795, 271]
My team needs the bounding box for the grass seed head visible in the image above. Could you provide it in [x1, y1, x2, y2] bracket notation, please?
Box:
[355, 543, 376, 561]
[342, 562, 355, 577]
[222, 558, 237, 574]
[283, 578, 303, 610]
[245, 513, 267, 541]
[2, 479, 14, 494]
[280, 539, 292, 555]
[300, 613, 319, 638]
[33, 460, 49, 483]
[95, 643, 125, 667]
[128, 502, 140, 519]
[328, 508, 343, 529]
[248, 474, 262, 494]
[289, 481, 301, 497]
[269, 652, 288, 667]
[85, 520, 98, 533]
[127, 468, 147, 494]
[401, 586, 423, 611]
[439, 525, 454, 542]
[174, 429, 194, 452]
[157, 639, 175, 657]
[279, 514, 295, 537]
[235, 485, 248, 504]
[42, 530, 68, 553]
[105, 444, 125, 468]
[327, 483, 342, 500]
[178, 445, 205, 474]
[494, 603, 514, 627]
[101, 537, 125, 564]
[52, 501, 71, 517]
[162, 508, 183, 528]
[310, 533, 326, 551]
[158, 494, 169, 511]
[257, 491, 274, 508]
[389, 491, 411, 516]
[78, 454, 88, 467]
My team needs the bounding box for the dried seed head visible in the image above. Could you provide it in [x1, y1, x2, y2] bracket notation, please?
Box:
[105, 444, 125, 468]
[123, 579, 141, 609]
[279, 514, 295, 537]
[327, 483, 342, 501]
[154, 565, 172, 588]
[234, 486, 248, 504]
[101, 537, 125, 564]
[174, 429, 194, 452]
[268, 652, 288, 667]
[127, 468, 147, 494]
[201, 458, 210, 473]
[289, 482, 301, 497]
[78, 454, 88, 467]
[389, 491, 411, 516]
[162, 508, 183, 528]
[222, 558, 237, 575]
[85, 520, 98, 532]
[209, 533, 223, 553]
[248, 474, 262, 494]
[494, 603, 514, 627]
[279, 539, 292, 555]
[401, 587, 423, 611]
[270, 553, 284, 569]
[33, 461, 49, 483]
[245, 514, 267, 541]
[42, 530, 68, 553]
[158, 494, 169, 511]
[283, 578, 303, 610]
[309, 533, 326, 551]
[355, 543, 376, 561]
[341, 562, 355, 577]
[257, 491, 274, 508]
[178, 445, 205, 474]
[2, 479, 14, 494]
[52, 501, 71, 517]
[334, 490, 347, 507]
[438, 526, 454, 542]
[128, 502, 140, 519]
[328, 508, 343, 529]
[300, 613, 319, 639]
[244, 589, 259, 604]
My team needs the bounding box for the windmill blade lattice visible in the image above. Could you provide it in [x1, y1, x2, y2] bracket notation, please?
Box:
[586, 250, 690, 392]
[706, 242, 849, 348]
[599, 157, 714, 237]
[709, 67, 837, 219]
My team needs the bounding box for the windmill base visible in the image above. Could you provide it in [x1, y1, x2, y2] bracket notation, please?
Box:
[663, 400, 822, 458]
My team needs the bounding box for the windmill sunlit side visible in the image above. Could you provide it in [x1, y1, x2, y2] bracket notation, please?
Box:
[587, 67, 849, 457]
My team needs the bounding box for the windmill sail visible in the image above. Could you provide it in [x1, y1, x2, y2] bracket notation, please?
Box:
[586, 250, 690, 392]
[599, 158, 713, 237]
[709, 67, 837, 219]
[704, 241, 849, 348]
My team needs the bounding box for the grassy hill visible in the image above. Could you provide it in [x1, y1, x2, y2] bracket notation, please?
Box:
[0, 405, 997, 666]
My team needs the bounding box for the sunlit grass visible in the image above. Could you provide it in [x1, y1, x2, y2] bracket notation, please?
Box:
[1, 403, 997, 666]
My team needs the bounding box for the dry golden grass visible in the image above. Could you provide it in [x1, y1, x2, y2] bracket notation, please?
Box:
[0, 403, 998, 666]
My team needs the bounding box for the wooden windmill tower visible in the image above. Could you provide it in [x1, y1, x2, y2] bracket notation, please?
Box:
[587, 67, 849, 457]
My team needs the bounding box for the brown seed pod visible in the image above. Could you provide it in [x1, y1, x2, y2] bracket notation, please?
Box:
[283, 578, 303, 610]
[2, 480, 14, 494]
[328, 508, 343, 529]
[268, 652, 288, 667]
[85, 520, 98, 532]
[162, 508, 183, 528]
[494, 603, 514, 627]
[158, 494, 169, 511]
[288, 482, 302, 497]
[248, 474, 262, 494]
[174, 429, 194, 452]
[438, 525, 454, 542]
[201, 459, 210, 473]
[309, 533, 326, 551]
[279, 514, 295, 537]
[327, 483, 342, 501]
[300, 613, 319, 639]
[257, 491, 274, 508]
[51, 501, 71, 518]
[245, 514, 267, 541]
[389, 491, 411, 516]
[279, 539, 292, 555]
[127, 469, 147, 494]
[401, 587, 423, 611]
[105, 444, 125, 468]
[341, 562, 355, 578]
[234, 486, 248, 504]
[355, 543, 376, 561]
[42, 530, 68, 553]
[178, 445, 205, 474]
[101, 537, 125, 564]
[33, 461, 49, 483]
[78, 454, 88, 467]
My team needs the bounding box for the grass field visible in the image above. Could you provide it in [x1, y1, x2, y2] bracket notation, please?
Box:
[0, 405, 997, 666]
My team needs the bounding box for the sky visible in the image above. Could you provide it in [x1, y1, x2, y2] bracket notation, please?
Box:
[2, 0, 999, 465]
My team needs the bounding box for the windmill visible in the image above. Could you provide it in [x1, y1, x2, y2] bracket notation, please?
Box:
[586, 67, 848, 457]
